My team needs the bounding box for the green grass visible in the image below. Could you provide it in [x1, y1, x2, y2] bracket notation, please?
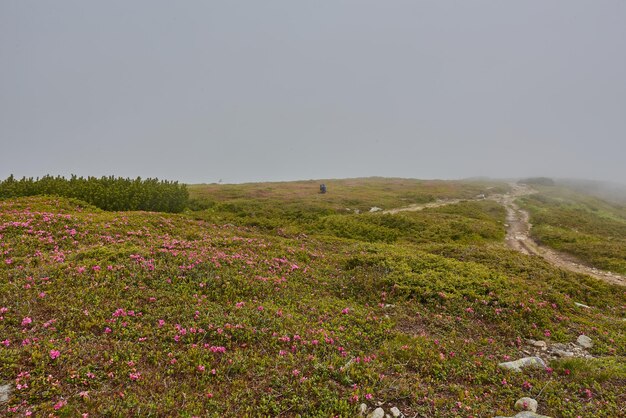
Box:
[1, 178, 625, 417]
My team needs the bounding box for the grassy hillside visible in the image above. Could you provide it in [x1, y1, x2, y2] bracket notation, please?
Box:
[519, 186, 626, 275]
[1, 179, 625, 417]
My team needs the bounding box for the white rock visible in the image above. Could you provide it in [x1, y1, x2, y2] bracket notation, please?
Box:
[574, 302, 590, 309]
[577, 335, 593, 349]
[390, 406, 403, 417]
[359, 403, 369, 415]
[368, 407, 385, 418]
[369, 207, 383, 212]
[494, 412, 552, 418]
[514, 397, 538, 412]
[498, 357, 546, 372]
[0, 384, 11, 403]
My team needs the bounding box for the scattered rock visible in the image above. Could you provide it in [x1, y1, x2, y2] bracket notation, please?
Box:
[574, 302, 591, 309]
[494, 412, 551, 418]
[527, 339, 547, 349]
[499, 357, 546, 372]
[0, 383, 11, 403]
[390, 406, 403, 417]
[515, 397, 538, 413]
[359, 403, 369, 415]
[576, 335, 593, 349]
[524, 340, 593, 360]
[369, 207, 383, 213]
[368, 407, 385, 418]
[552, 349, 574, 358]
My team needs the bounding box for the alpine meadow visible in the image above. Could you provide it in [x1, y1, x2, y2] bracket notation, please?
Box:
[1, 177, 625, 417]
[2, 2, 626, 417]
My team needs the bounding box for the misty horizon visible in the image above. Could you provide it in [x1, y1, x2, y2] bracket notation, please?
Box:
[2, 1, 625, 185]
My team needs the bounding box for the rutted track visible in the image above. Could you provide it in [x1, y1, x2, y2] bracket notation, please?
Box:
[383, 183, 626, 287]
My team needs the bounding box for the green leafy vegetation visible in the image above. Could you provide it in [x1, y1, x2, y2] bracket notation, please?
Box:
[1, 179, 624, 417]
[0, 175, 189, 213]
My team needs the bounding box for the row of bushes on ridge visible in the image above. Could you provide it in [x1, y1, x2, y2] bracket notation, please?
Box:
[0, 175, 189, 213]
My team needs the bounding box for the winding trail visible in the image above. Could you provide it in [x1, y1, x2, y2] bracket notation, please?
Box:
[383, 183, 626, 287]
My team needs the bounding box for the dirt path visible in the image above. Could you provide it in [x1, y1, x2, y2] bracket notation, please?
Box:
[492, 183, 626, 287]
[383, 183, 626, 286]
[381, 198, 466, 214]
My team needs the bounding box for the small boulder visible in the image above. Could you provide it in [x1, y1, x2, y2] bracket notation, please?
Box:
[368, 407, 385, 418]
[369, 207, 383, 213]
[359, 403, 369, 415]
[576, 335, 593, 349]
[0, 384, 11, 403]
[494, 412, 552, 418]
[527, 340, 547, 349]
[498, 357, 546, 372]
[552, 349, 574, 358]
[390, 406, 403, 417]
[514, 397, 538, 413]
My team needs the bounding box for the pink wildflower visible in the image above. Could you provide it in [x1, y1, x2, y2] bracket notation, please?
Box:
[54, 399, 67, 410]
[50, 349, 60, 360]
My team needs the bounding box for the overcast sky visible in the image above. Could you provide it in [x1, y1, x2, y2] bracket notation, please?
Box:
[1, 1, 625, 184]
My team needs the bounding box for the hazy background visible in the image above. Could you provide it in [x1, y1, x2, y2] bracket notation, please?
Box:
[1, 1, 625, 184]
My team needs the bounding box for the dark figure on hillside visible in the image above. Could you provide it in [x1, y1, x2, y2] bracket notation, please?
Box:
[319, 184, 327, 194]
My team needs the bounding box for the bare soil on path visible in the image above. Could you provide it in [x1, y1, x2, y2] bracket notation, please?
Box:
[384, 183, 626, 287]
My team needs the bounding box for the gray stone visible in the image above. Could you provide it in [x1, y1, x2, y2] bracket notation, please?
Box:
[359, 403, 369, 415]
[498, 357, 547, 372]
[390, 406, 402, 417]
[514, 397, 538, 412]
[369, 207, 383, 213]
[577, 335, 593, 349]
[495, 412, 551, 418]
[552, 349, 574, 358]
[368, 407, 385, 418]
[527, 339, 547, 349]
[574, 302, 591, 309]
[0, 384, 11, 403]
